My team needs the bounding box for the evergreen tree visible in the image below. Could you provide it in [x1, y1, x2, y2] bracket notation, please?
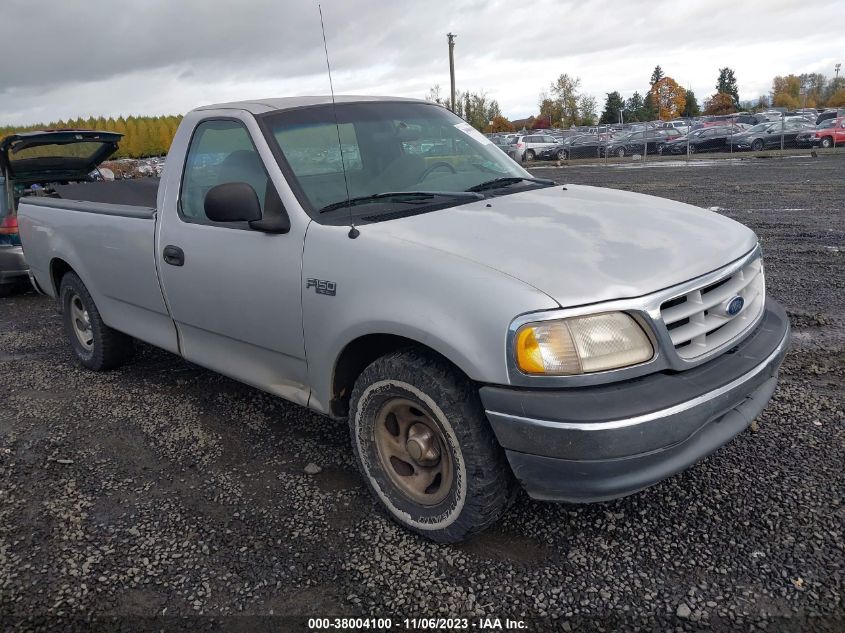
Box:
[650, 65, 665, 87]
[625, 92, 644, 121]
[641, 91, 658, 121]
[681, 90, 701, 117]
[599, 91, 625, 124]
[716, 67, 740, 107]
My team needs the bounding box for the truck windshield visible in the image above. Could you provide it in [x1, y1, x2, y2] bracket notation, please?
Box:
[260, 101, 538, 223]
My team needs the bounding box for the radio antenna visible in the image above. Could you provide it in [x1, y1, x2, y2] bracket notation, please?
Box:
[318, 4, 358, 238]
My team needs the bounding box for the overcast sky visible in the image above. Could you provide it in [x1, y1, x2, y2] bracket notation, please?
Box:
[1, 0, 842, 125]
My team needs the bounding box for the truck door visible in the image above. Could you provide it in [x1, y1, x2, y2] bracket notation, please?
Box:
[157, 117, 310, 406]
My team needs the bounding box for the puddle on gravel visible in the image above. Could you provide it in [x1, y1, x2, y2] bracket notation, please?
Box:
[262, 583, 345, 616]
[313, 467, 363, 493]
[15, 388, 76, 401]
[458, 529, 550, 566]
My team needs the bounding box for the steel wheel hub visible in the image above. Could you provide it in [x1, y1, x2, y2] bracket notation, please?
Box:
[373, 398, 453, 506]
[70, 294, 94, 350]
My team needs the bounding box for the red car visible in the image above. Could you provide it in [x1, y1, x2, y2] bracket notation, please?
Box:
[815, 117, 845, 148]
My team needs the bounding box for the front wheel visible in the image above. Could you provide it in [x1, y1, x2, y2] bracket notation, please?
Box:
[556, 149, 566, 160]
[820, 136, 833, 149]
[616, 147, 626, 158]
[60, 272, 133, 371]
[751, 139, 764, 152]
[348, 348, 515, 542]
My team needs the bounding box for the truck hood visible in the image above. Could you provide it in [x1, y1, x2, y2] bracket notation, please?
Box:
[371, 184, 758, 307]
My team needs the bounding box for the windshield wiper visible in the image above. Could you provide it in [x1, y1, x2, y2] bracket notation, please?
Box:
[318, 190, 483, 214]
[465, 176, 555, 193]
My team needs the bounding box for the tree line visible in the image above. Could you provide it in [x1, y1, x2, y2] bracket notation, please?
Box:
[591, 65, 844, 126]
[0, 115, 183, 159]
[427, 65, 845, 133]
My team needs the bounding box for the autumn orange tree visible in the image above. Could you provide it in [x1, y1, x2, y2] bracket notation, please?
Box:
[651, 77, 686, 120]
[770, 75, 802, 108]
[827, 89, 845, 107]
[487, 115, 515, 133]
[703, 92, 736, 115]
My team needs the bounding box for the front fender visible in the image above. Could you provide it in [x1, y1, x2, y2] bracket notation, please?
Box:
[302, 222, 558, 414]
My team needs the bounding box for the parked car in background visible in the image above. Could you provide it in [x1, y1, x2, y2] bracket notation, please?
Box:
[0, 175, 27, 297]
[511, 134, 560, 161]
[536, 143, 568, 161]
[563, 134, 608, 159]
[796, 119, 836, 147]
[667, 120, 691, 134]
[813, 116, 845, 148]
[816, 109, 845, 126]
[731, 119, 813, 151]
[0, 130, 122, 297]
[660, 125, 742, 155]
[605, 128, 681, 157]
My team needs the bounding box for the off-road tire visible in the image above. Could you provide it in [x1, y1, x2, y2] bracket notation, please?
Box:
[348, 348, 516, 542]
[59, 272, 133, 371]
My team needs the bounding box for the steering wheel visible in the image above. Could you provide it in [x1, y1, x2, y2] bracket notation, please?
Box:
[417, 161, 456, 183]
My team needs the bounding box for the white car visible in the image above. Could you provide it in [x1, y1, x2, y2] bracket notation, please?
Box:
[510, 133, 560, 162]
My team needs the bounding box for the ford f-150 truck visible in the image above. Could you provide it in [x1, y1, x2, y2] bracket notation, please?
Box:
[18, 96, 790, 542]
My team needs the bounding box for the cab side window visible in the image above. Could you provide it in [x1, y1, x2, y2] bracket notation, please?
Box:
[180, 119, 270, 224]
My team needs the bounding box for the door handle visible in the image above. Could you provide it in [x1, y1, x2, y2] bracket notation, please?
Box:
[163, 245, 184, 267]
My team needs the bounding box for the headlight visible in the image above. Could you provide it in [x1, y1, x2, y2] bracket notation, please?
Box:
[514, 312, 653, 375]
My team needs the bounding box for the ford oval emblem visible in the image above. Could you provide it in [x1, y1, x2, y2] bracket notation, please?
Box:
[726, 296, 745, 316]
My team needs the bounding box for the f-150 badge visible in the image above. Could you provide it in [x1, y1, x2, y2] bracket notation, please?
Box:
[306, 278, 337, 296]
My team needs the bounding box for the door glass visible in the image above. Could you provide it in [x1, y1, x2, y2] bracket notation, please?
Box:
[179, 120, 269, 224]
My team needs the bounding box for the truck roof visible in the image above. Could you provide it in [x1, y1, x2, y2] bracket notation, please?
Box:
[194, 95, 430, 115]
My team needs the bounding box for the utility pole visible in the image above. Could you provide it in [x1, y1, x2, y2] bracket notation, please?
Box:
[447, 33, 456, 112]
[836, 63, 841, 81]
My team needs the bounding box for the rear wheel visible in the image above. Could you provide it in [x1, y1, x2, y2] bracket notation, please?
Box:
[821, 136, 833, 149]
[348, 348, 515, 542]
[616, 147, 626, 158]
[59, 272, 133, 371]
[523, 149, 535, 162]
[689, 144, 697, 154]
[556, 149, 566, 160]
[751, 139, 764, 152]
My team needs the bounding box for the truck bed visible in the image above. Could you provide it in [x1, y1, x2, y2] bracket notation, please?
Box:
[53, 178, 160, 208]
[17, 190, 179, 354]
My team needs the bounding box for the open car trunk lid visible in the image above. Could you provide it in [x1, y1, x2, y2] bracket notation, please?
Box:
[0, 130, 121, 184]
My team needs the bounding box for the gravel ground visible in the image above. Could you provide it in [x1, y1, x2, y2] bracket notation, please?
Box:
[1, 154, 843, 632]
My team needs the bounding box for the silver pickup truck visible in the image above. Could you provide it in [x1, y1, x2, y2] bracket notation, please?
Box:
[18, 96, 790, 542]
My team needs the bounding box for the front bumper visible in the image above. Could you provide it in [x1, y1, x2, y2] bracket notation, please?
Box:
[0, 245, 29, 287]
[480, 299, 790, 502]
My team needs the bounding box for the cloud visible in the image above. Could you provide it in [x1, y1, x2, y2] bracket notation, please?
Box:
[1, 0, 841, 125]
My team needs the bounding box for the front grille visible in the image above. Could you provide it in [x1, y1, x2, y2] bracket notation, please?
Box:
[660, 255, 765, 359]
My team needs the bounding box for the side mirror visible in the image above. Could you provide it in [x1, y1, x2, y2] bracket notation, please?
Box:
[204, 182, 262, 223]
